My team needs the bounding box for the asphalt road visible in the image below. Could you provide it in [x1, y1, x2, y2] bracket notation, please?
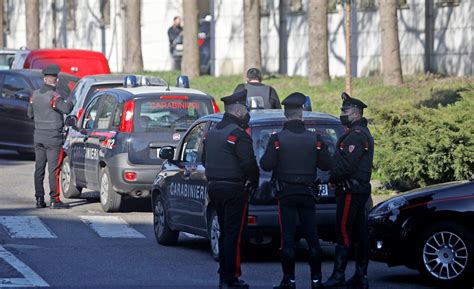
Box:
[0, 150, 448, 289]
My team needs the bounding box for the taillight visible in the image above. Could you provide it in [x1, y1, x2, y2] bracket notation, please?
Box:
[119, 100, 135, 133]
[247, 216, 256, 225]
[77, 107, 85, 120]
[198, 39, 205, 46]
[123, 171, 137, 182]
[211, 99, 220, 113]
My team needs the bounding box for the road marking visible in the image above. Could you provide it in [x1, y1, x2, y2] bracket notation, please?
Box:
[0, 246, 49, 287]
[0, 216, 57, 239]
[80, 216, 146, 238]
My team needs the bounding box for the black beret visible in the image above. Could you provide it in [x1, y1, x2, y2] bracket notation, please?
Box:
[341, 92, 367, 109]
[221, 89, 247, 105]
[42, 64, 60, 76]
[282, 92, 306, 109]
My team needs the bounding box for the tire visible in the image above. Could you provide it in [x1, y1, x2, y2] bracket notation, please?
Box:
[208, 210, 220, 261]
[153, 195, 179, 245]
[416, 221, 473, 286]
[60, 156, 82, 198]
[99, 167, 122, 212]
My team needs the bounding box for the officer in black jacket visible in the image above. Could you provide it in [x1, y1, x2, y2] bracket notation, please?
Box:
[203, 89, 259, 289]
[323, 93, 374, 289]
[27, 64, 73, 209]
[260, 92, 332, 289]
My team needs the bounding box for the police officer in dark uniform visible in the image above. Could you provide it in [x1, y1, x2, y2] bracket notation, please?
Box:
[233, 68, 281, 109]
[260, 92, 332, 289]
[323, 93, 374, 289]
[27, 64, 73, 209]
[203, 89, 259, 289]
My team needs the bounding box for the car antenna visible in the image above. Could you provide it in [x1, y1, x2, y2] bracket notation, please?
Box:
[166, 75, 171, 91]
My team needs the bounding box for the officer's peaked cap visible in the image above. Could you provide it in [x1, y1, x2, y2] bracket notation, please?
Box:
[282, 92, 306, 109]
[42, 64, 60, 76]
[221, 89, 248, 105]
[341, 92, 367, 109]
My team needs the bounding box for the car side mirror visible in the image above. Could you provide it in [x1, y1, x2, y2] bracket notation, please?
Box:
[159, 146, 175, 161]
[15, 91, 31, 101]
[303, 96, 312, 111]
[65, 115, 78, 128]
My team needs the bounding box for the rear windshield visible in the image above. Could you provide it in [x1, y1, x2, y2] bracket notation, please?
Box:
[134, 97, 213, 132]
[253, 123, 344, 161]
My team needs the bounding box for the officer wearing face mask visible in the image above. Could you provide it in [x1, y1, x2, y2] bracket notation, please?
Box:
[324, 93, 374, 289]
[203, 89, 259, 289]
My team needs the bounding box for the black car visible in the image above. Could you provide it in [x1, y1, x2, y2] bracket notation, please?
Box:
[151, 110, 345, 259]
[68, 74, 166, 119]
[0, 69, 78, 154]
[368, 180, 474, 286]
[61, 81, 219, 212]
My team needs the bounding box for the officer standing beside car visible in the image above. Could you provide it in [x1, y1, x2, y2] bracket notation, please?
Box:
[323, 93, 374, 289]
[259, 92, 332, 289]
[203, 89, 259, 289]
[27, 64, 73, 209]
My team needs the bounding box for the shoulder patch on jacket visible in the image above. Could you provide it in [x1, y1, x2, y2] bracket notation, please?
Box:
[227, 135, 237, 144]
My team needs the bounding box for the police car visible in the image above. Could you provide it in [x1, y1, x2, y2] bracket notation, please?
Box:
[61, 76, 220, 212]
[151, 110, 345, 258]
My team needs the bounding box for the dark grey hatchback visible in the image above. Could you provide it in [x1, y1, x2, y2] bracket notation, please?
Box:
[151, 110, 345, 258]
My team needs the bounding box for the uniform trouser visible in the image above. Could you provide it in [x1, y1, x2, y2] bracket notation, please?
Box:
[34, 143, 64, 202]
[278, 195, 322, 279]
[335, 192, 370, 275]
[208, 182, 248, 282]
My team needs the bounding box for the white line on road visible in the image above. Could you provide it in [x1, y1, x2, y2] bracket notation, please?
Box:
[0, 246, 49, 287]
[80, 216, 146, 238]
[0, 216, 57, 239]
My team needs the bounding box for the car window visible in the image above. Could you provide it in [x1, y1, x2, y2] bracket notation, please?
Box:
[134, 96, 213, 133]
[253, 124, 344, 161]
[180, 122, 207, 163]
[1, 74, 29, 99]
[95, 95, 116, 130]
[84, 83, 122, 109]
[81, 97, 101, 129]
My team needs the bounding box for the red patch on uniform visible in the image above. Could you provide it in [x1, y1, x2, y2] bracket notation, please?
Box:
[227, 135, 237, 144]
[348, 145, 355, 153]
[274, 141, 280, 150]
[315, 141, 321, 150]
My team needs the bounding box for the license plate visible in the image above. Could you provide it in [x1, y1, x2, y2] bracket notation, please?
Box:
[318, 184, 329, 196]
[156, 148, 161, 158]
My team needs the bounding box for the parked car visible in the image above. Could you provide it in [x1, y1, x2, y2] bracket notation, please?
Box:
[61, 77, 220, 212]
[11, 49, 111, 78]
[68, 74, 167, 119]
[152, 110, 345, 259]
[368, 180, 474, 287]
[0, 69, 79, 154]
[0, 48, 19, 70]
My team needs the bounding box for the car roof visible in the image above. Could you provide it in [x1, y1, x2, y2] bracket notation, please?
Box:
[81, 74, 167, 86]
[201, 110, 340, 125]
[114, 85, 210, 97]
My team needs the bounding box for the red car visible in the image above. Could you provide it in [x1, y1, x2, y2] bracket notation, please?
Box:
[11, 49, 111, 78]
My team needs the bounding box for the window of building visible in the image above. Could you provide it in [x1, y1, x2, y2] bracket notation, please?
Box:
[100, 0, 111, 26]
[436, 0, 461, 7]
[357, 0, 377, 11]
[260, 0, 270, 16]
[398, 0, 409, 9]
[328, 0, 341, 14]
[67, 0, 77, 30]
[289, 0, 303, 13]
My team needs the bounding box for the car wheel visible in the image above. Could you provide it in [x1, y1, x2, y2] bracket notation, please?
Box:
[416, 222, 473, 286]
[208, 211, 220, 261]
[60, 156, 82, 198]
[99, 167, 122, 212]
[153, 195, 179, 245]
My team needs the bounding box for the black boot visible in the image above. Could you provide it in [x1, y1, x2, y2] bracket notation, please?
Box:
[273, 276, 296, 289]
[346, 276, 368, 289]
[36, 197, 46, 208]
[323, 245, 349, 287]
[50, 199, 69, 209]
[221, 278, 249, 289]
[346, 244, 369, 289]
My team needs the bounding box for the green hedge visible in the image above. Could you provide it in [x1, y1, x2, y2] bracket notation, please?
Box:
[372, 89, 474, 190]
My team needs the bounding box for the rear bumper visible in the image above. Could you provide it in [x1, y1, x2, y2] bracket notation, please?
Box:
[107, 153, 160, 197]
[246, 203, 337, 242]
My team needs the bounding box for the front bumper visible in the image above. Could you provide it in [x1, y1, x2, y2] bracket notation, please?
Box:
[368, 214, 407, 267]
[107, 153, 160, 197]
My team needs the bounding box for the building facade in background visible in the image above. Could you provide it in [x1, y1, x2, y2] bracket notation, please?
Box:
[3, 0, 473, 77]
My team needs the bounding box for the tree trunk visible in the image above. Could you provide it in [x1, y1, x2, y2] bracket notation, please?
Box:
[182, 0, 200, 78]
[0, 0, 4, 48]
[308, 0, 329, 86]
[380, 0, 403, 85]
[122, 0, 143, 73]
[344, 0, 352, 95]
[25, 0, 40, 49]
[244, 0, 261, 76]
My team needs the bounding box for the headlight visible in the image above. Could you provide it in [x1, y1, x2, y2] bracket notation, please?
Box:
[369, 196, 408, 217]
